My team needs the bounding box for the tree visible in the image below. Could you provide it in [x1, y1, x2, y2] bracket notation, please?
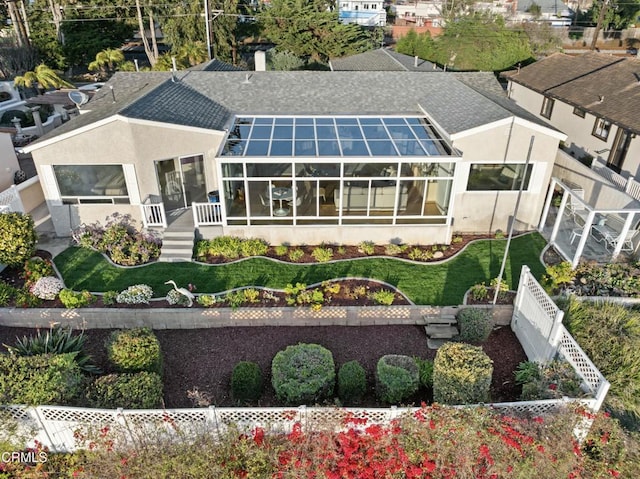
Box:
[0, 212, 37, 267]
[395, 29, 435, 60]
[13, 63, 74, 92]
[88, 48, 126, 78]
[259, 0, 373, 63]
[5, 0, 30, 48]
[162, 0, 206, 51]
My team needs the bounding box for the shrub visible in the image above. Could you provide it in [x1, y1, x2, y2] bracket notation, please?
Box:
[225, 290, 246, 309]
[59, 289, 95, 308]
[457, 308, 492, 343]
[231, 361, 263, 403]
[4, 325, 100, 374]
[369, 289, 396, 305]
[414, 357, 434, 389]
[202, 236, 242, 259]
[543, 261, 575, 293]
[116, 284, 153, 304]
[469, 282, 488, 302]
[311, 247, 333, 263]
[197, 294, 220, 307]
[357, 241, 375, 255]
[87, 372, 163, 409]
[271, 343, 335, 404]
[102, 290, 119, 306]
[0, 353, 83, 405]
[30, 276, 65, 300]
[494, 229, 505, 239]
[288, 248, 304, 262]
[0, 282, 16, 306]
[337, 360, 367, 404]
[166, 288, 191, 306]
[0, 212, 37, 267]
[452, 235, 463, 243]
[375, 355, 419, 404]
[384, 243, 405, 256]
[274, 244, 288, 256]
[22, 257, 55, 287]
[433, 342, 493, 405]
[107, 328, 162, 375]
[517, 360, 585, 401]
[240, 238, 269, 257]
[14, 289, 42, 308]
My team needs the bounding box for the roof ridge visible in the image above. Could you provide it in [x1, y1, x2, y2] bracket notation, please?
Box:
[380, 48, 410, 71]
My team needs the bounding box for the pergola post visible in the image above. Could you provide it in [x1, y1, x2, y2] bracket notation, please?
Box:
[539, 178, 556, 232]
[572, 210, 596, 268]
[550, 189, 569, 244]
[611, 212, 636, 261]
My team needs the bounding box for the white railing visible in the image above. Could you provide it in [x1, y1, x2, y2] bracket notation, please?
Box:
[140, 200, 167, 228]
[591, 157, 640, 202]
[0, 184, 25, 213]
[3, 400, 570, 454]
[512, 265, 610, 413]
[192, 201, 223, 226]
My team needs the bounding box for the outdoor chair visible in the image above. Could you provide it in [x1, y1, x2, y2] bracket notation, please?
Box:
[605, 229, 638, 253]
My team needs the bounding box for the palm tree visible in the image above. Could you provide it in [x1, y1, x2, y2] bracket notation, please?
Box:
[178, 42, 208, 67]
[88, 49, 126, 78]
[14, 64, 74, 94]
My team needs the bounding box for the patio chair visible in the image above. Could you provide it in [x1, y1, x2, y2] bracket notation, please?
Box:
[606, 229, 638, 252]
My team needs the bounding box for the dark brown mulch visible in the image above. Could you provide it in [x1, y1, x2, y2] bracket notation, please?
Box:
[0, 324, 526, 408]
[465, 288, 517, 306]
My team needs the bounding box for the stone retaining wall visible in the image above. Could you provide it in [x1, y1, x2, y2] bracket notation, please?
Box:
[0, 305, 514, 329]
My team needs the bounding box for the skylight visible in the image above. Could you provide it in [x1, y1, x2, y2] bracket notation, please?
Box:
[221, 116, 452, 157]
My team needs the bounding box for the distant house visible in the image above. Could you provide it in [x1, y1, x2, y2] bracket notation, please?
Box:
[23, 69, 564, 247]
[338, 0, 387, 26]
[502, 53, 640, 179]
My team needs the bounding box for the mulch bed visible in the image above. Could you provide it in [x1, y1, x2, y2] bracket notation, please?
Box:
[0, 324, 526, 408]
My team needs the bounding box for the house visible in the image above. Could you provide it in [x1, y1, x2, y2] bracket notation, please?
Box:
[22, 69, 565, 247]
[338, 0, 387, 26]
[502, 53, 640, 179]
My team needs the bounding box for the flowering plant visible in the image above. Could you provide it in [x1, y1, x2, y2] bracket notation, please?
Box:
[30, 276, 65, 300]
[166, 289, 190, 306]
[116, 284, 153, 305]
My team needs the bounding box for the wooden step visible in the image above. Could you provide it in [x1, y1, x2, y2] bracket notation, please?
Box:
[424, 325, 458, 339]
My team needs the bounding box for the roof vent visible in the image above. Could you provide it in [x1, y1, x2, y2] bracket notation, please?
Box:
[171, 56, 178, 83]
[109, 85, 116, 103]
[242, 73, 252, 84]
[599, 95, 604, 103]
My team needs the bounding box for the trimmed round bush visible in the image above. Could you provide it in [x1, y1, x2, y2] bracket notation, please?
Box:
[87, 372, 163, 409]
[433, 342, 493, 405]
[338, 360, 367, 404]
[375, 355, 419, 404]
[271, 343, 335, 405]
[0, 212, 37, 267]
[457, 308, 493, 343]
[231, 361, 263, 403]
[107, 328, 162, 375]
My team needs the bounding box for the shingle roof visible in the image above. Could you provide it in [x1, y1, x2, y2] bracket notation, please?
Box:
[330, 48, 440, 72]
[188, 58, 245, 71]
[29, 69, 559, 149]
[503, 52, 640, 133]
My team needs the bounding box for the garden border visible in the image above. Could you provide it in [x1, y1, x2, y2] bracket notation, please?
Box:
[0, 304, 514, 329]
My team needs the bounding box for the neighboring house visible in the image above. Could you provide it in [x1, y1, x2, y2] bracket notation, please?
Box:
[23, 70, 564, 246]
[390, 1, 443, 27]
[330, 48, 441, 71]
[511, 0, 572, 25]
[338, 0, 387, 26]
[502, 53, 640, 179]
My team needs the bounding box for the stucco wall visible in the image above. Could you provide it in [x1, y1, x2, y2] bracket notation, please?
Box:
[0, 133, 20, 191]
[450, 120, 559, 233]
[507, 82, 640, 181]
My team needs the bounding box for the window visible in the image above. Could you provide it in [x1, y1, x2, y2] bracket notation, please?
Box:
[592, 118, 612, 141]
[467, 164, 533, 191]
[53, 165, 129, 203]
[573, 107, 585, 118]
[540, 97, 554, 119]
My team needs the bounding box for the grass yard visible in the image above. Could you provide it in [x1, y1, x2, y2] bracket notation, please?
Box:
[54, 233, 547, 305]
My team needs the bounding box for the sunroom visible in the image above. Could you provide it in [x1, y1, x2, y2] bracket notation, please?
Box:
[215, 115, 458, 233]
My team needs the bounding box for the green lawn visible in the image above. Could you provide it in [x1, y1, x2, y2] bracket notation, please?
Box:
[54, 233, 547, 305]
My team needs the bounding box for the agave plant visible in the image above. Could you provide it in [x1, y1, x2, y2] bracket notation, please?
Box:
[3, 326, 101, 374]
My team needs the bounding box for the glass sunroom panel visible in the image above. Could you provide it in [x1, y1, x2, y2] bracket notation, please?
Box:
[246, 163, 291, 177]
[317, 141, 341, 156]
[223, 140, 246, 156]
[247, 180, 271, 217]
[295, 140, 316, 156]
[250, 125, 272, 140]
[341, 140, 369, 156]
[222, 163, 243, 177]
[316, 125, 337, 139]
[368, 141, 398, 156]
[362, 125, 390, 140]
[245, 140, 270, 156]
[394, 139, 426, 155]
[269, 141, 293, 156]
[224, 180, 246, 217]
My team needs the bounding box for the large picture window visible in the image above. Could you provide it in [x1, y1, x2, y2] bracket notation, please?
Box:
[467, 164, 532, 191]
[53, 165, 128, 203]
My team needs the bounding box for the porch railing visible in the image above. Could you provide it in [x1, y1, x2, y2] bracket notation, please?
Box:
[0, 184, 25, 213]
[591, 158, 640, 202]
[192, 201, 223, 226]
[140, 198, 167, 228]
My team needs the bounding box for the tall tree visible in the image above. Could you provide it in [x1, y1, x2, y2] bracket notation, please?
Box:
[135, 0, 160, 67]
[6, 0, 30, 47]
[162, 0, 206, 51]
[259, 0, 372, 62]
[88, 48, 126, 78]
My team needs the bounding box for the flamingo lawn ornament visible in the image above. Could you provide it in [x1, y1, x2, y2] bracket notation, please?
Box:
[165, 280, 195, 307]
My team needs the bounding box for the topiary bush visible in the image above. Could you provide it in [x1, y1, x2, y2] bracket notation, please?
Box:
[337, 360, 367, 404]
[375, 355, 419, 404]
[433, 342, 493, 405]
[0, 212, 37, 267]
[87, 372, 163, 409]
[0, 353, 83, 405]
[106, 328, 162, 375]
[457, 308, 492, 343]
[231, 361, 263, 403]
[271, 343, 335, 405]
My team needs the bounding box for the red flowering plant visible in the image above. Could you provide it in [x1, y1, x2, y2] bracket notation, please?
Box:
[9, 406, 638, 478]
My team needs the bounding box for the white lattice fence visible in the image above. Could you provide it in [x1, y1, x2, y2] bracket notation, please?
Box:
[0, 185, 24, 213]
[512, 266, 564, 362]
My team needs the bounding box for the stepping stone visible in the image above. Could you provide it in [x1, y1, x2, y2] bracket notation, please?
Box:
[423, 315, 457, 325]
[427, 337, 453, 350]
[424, 325, 458, 339]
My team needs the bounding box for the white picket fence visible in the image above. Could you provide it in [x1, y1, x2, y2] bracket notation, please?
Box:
[592, 157, 640, 202]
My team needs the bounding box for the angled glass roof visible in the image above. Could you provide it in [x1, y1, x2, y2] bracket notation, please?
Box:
[221, 116, 453, 157]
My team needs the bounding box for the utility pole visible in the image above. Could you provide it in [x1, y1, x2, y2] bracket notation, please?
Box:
[590, 0, 609, 50]
[203, 0, 224, 61]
